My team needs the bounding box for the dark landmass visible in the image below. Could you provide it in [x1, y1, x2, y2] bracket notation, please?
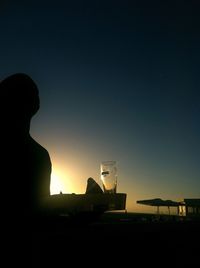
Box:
[32, 212, 200, 267]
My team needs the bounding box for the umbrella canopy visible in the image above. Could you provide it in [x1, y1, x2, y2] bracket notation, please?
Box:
[137, 198, 180, 207]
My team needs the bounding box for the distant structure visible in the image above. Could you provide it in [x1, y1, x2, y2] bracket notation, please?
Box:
[137, 198, 200, 218]
[182, 199, 200, 217]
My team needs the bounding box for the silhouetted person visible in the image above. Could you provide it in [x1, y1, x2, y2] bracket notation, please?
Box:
[0, 73, 52, 221]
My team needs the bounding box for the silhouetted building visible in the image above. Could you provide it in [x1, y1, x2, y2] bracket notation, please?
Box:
[182, 199, 200, 218]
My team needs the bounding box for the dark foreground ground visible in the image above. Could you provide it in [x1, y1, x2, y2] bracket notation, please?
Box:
[31, 212, 200, 267]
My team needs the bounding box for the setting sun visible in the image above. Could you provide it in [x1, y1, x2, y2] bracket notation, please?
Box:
[50, 167, 72, 195]
[50, 172, 63, 194]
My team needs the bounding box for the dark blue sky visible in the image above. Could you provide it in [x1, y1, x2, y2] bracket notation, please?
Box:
[1, 0, 200, 212]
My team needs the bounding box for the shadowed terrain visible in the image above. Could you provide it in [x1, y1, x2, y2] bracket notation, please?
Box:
[32, 212, 200, 267]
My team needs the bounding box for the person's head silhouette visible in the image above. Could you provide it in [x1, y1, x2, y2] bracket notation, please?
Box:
[1, 73, 40, 135]
[1, 73, 52, 217]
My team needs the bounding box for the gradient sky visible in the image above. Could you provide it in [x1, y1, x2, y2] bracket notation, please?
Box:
[1, 0, 200, 212]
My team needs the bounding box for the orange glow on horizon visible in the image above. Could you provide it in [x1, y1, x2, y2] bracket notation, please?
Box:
[50, 167, 73, 195]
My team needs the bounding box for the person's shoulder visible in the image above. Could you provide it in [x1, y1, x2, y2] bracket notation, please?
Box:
[28, 136, 50, 158]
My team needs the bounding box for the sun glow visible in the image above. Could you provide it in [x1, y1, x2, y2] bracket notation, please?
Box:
[50, 168, 72, 195]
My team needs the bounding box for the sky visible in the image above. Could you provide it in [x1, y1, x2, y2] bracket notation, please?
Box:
[1, 0, 200, 212]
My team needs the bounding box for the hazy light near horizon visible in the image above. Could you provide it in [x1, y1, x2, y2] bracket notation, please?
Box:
[50, 167, 73, 195]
